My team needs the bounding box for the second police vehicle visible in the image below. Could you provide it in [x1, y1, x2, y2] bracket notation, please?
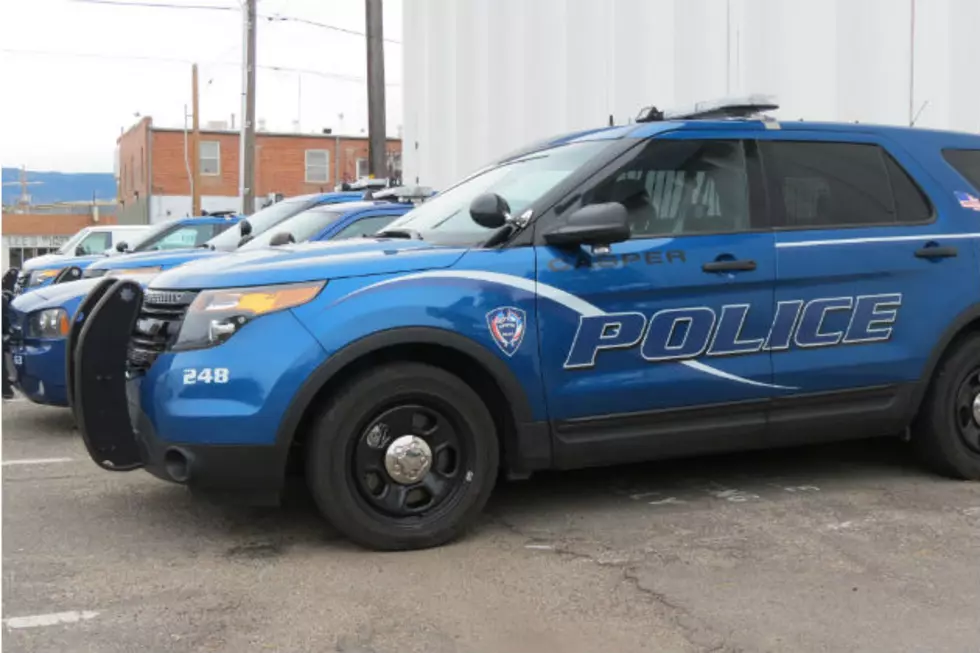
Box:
[71, 96, 980, 551]
[9, 191, 424, 407]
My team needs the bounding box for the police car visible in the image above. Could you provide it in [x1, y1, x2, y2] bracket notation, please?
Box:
[9, 194, 423, 407]
[70, 96, 980, 551]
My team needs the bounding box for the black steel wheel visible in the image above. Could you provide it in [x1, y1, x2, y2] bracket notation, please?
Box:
[913, 334, 980, 480]
[953, 368, 980, 455]
[306, 362, 498, 551]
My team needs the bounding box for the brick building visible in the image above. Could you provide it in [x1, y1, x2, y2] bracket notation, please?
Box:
[116, 117, 403, 224]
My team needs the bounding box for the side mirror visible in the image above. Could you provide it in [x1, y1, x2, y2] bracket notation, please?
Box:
[74, 245, 86, 256]
[469, 192, 511, 229]
[239, 219, 253, 237]
[268, 232, 295, 246]
[543, 202, 631, 248]
[115, 241, 129, 253]
[237, 235, 254, 247]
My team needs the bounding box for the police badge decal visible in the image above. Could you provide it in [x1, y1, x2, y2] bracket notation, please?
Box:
[486, 307, 527, 357]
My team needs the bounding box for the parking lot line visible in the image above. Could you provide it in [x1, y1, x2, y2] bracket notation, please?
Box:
[3, 611, 99, 630]
[2, 457, 75, 467]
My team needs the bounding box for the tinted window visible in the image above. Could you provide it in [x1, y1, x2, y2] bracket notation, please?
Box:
[882, 154, 932, 223]
[761, 141, 923, 228]
[332, 214, 401, 240]
[943, 149, 980, 190]
[582, 140, 752, 237]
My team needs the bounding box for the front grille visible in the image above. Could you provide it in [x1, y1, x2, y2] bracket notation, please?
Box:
[127, 289, 198, 371]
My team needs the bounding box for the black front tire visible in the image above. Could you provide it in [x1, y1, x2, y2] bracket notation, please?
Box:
[912, 333, 980, 480]
[305, 362, 499, 551]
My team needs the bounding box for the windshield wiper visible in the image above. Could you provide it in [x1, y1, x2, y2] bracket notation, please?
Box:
[375, 228, 424, 240]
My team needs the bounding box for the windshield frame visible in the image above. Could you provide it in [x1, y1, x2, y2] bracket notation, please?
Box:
[378, 137, 637, 248]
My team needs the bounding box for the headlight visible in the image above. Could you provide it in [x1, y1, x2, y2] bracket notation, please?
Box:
[26, 308, 70, 339]
[82, 268, 108, 279]
[28, 269, 60, 286]
[107, 266, 163, 278]
[173, 281, 325, 350]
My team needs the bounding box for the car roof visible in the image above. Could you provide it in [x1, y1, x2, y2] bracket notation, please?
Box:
[307, 200, 413, 214]
[539, 118, 980, 148]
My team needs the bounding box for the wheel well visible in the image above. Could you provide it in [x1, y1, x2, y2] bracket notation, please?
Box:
[912, 313, 980, 417]
[287, 343, 518, 474]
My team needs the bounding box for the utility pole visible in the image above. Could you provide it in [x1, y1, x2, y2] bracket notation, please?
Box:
[191, 63, 201, 216]
[364, 0, 387, 180]
[239, 0, 258, 214]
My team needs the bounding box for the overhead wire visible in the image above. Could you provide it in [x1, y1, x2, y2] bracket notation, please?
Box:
[68, 0, 402, 44]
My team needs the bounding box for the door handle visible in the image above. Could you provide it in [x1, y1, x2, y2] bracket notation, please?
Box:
[702, 259, 757, 273]
[914, 245, 958, 259]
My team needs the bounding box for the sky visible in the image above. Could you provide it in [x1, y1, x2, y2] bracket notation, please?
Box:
[0, 0, 404, 173]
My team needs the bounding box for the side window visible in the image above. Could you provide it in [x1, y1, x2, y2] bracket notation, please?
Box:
[154, 225, 216, 249]
[943, 149, 980, 191]
[761, 141, 930, 228]
[78, 231, 111, 254]
[200, 141, 220, 176]
[582, 140, 753, 238]
[211, 222, 236, 238]
[332, 214, 401, 240]
[305, 150, 330, 183]
[882, 154, 932, 223]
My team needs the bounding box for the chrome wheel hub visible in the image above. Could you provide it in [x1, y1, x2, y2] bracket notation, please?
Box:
[384, 435, 432, 485]
[971, 393, 980, 426]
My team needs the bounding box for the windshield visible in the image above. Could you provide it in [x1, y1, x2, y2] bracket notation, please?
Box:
[381, 140, 612, 244]
[56, 229, 92, 254]
[239, 207, 345, 250]
[206, 198, 313, 251]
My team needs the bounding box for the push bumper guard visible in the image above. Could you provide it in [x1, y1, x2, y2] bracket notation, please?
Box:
[70, 278, 145, 471]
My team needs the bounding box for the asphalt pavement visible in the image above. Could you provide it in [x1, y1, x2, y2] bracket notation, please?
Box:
[3, 396, 979, 653]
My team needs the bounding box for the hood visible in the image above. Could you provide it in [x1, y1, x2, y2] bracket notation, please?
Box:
[10, 272, 161, 316]
[151, 238, 467, 290]
[11, 278, 106, 314]
[21, 254, 104, 274]
[21, 253, 71, 271]
[89, 248, 221, 271]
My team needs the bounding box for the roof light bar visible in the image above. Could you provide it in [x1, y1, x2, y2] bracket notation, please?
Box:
[636, 94, 780, 123]
[370, 185, 436, 203]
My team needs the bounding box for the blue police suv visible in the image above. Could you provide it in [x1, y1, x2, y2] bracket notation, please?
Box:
[10, 195, 419, 407]
[9, 214, 241, 294]
[71, 96, 980, 551]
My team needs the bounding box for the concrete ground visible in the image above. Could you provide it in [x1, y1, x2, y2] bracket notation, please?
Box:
[3, 397, 979, 653]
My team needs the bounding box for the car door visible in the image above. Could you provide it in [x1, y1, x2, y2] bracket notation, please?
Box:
[760, 133, 980, 442]
[534, 134, 779, 466]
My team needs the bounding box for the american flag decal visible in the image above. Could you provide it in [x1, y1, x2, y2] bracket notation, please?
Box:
[955, 191, 980, 211]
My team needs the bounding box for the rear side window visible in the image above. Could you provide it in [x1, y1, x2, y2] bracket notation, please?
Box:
[761, 141, 931, 229]
[943, 149, 980, 191]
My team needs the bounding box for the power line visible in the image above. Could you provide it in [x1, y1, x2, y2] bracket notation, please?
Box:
[0, 48, 402, 85]
[68, 0, 402, 44]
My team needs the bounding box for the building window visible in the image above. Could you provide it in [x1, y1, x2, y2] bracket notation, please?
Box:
[356, 157, 369, 179]
[305, 150, 330, 183]
[200, 141, 220, 176]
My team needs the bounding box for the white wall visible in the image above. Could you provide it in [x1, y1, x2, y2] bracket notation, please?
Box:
[402, 0, 980, 191]
[149, 195, 243, 224]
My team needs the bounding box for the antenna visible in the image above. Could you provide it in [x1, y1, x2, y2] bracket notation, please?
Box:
[2, 165, 43, 209]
